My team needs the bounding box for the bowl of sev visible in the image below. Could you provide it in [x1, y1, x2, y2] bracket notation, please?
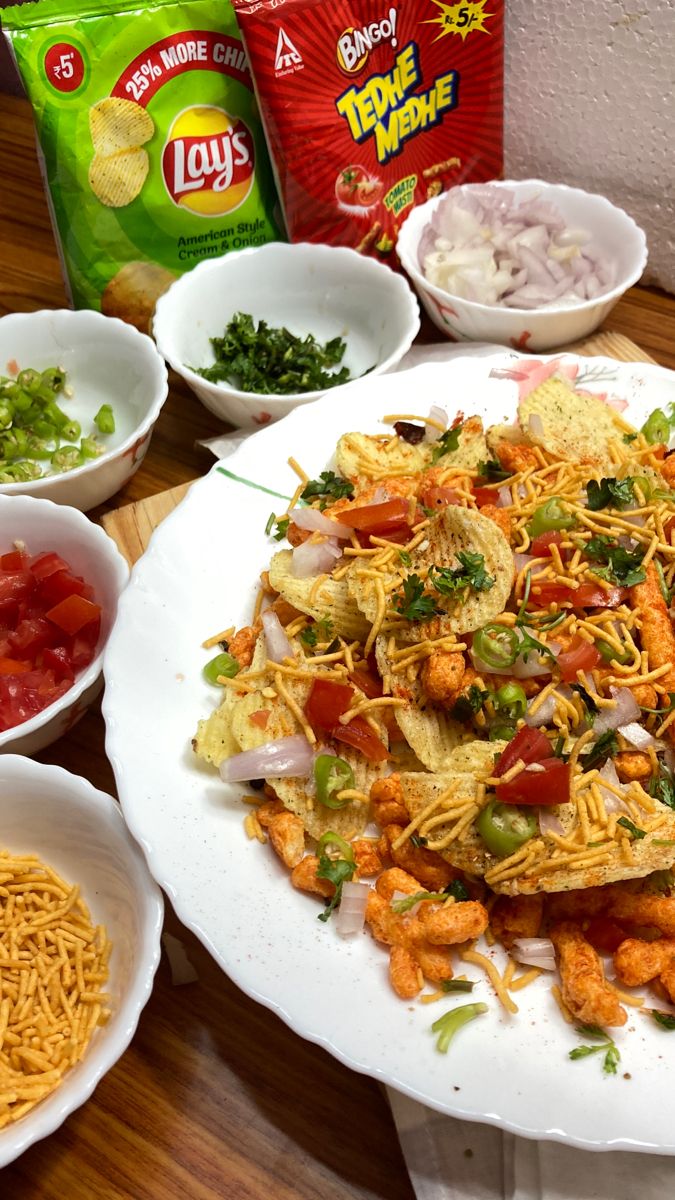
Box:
[0, 756, 163, 1166]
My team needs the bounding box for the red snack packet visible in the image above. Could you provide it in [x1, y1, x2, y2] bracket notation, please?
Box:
[233, 0, 503, 261]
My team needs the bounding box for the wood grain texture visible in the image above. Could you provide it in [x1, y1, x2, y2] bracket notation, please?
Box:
[2, 89, 675, 1199]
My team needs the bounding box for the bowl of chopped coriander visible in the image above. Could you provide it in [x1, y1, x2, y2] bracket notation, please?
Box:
[152, 242, 420, 428]
[0, 309, 168, 511]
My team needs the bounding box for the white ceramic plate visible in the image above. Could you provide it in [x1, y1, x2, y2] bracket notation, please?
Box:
[104, 351, 675, 1154]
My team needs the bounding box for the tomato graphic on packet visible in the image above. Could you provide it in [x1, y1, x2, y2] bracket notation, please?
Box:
[335, 165, 384, 209]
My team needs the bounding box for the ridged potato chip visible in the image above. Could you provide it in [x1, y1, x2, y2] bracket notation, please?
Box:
[349, 506, 513, 642]
[269, 550, 369, 641]
[89, 147, 149, 208]
[375, 635, 466, 771]
[336, 432, 430, 482]
[518, 375, 622, 464]
[192, 687, 240, 767]
[89, 96, 155, 156]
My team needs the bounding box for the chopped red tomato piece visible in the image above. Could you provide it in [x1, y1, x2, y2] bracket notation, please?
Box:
[42, 646, 75, 682]
[529, 531, 567, 558]
[36, 568, 93, 607]
[249, 709, 270, 730]
[0, 571, 35, 605]
[472, 485, 501, 508]
[331, 715, 389, 763]
[497, 758, 570, 807]
[0, 551, 27, 571]
[0, 657, 30, 676]
[305, 678, 354, 732]
[30, 551, 71, 580]
[421, 486, 461, 510]
[557, 636, 601, 682]
[46, 594, 101, 636]
[338, 498, 412, 536]
[9, 616, 58, 658]
[493, 726, 550, 779]
[348, 668, 382, 699]
[529, 580, 626, 609]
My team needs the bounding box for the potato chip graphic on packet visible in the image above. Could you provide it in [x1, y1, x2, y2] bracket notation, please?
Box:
[89, 147, 150, 208]
[89, 96, 155, 157]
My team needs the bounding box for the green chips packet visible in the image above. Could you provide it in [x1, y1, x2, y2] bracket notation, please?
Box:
[2, 0, 282, 330]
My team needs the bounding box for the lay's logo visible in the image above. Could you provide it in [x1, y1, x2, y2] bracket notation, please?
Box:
[162, 105, 255, 216]
[336, 6, 398, 74]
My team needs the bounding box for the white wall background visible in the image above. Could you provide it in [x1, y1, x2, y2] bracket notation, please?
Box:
[504, 0, 674, 293]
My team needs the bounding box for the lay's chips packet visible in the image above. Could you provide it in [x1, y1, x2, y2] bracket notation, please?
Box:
[2, 0, 282, 330]
[233, 0, 503, 263]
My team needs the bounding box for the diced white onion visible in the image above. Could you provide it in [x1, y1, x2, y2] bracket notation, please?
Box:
[497, 485, 512, 508]
[335, 881, 371, 938]
[261, 609, 294, 663]
[592, 687, 641, 735]
[219, 735, 314, 783]
[597, 759, 631, 814]
[288, 507, 352, 539]
[291, 536, 341, 578]
[511, 937, 556, 971]
[618, 721, 665, 752]
[514, 553, 535, 574]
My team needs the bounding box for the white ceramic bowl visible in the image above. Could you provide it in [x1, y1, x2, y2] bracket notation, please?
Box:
[152, 242, 420, 429]
[0, 494, 129, 755]
[0, 309, 168, 511]
[397, 179, 648, 352]
[0, 755, 163, 1167]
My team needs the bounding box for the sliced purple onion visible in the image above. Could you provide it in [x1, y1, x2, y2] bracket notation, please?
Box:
[289, 507, 352, 539]
[219, 735, 315, 783]
[538, 807, 565, 837]
[425, 404, 448, 441]
[335, 880, 371, 938]
[514, 552, 535, 574]
[592, 687, 640, 735]
[261, 609, 294, 663]
[291, 536, 341, 578]
[497, 485, 513, 508]
[596, 759, 631, 814]
[511, 937, 556, 971]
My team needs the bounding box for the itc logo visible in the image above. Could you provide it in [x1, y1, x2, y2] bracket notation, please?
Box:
[274, 27, 303, 74]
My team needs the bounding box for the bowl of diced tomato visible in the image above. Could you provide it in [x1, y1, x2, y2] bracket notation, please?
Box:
[0, 494, 129, 755]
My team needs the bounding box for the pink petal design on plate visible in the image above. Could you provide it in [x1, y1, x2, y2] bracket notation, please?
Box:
[253, 412, 272, 426]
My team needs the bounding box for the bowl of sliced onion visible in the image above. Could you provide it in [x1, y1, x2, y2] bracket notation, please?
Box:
[397, 179, 647, 352]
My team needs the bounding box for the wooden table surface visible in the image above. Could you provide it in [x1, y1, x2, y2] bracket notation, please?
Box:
[3, 89, 675, 1198]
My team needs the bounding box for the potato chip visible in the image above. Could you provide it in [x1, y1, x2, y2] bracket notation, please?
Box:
[193, 687, 240, 767]
[268, 550, 370, 641]
[336, 431, 430, 482]
[434, 415, 489, 473]
[89, 147, 149, 208]
[101, 260, 176, 334]
[374, 635, 466, 771]
[518, 375, 622, 464]
[349, 506, 513, 642]
[89, 96, 155, 157]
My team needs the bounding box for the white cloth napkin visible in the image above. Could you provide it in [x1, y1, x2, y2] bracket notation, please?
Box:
[197, 343, 675, 1197]
[387, 1088, 675, 1199]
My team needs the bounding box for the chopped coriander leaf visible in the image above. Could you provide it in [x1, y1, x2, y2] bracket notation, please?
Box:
[476, 458, 511, 482]
[651, 1010, 675, 1030]
[316, 832, 356, 922]
[195, 312, 356, 394]
[410, 834, 428, 848]
[451, 684, 489, 722]
[575, 1024, 609, 1040]
[582, 535, 646, 587]
[441, 979, 475, 993]
[422, 505, 437, 519]
[444, 880, 470, 902]
[301, 470, 354, 503]
[622, 432, 638, 444]
[585, 476, 636, 512]
[299, 625, 317, 648]
[393, 574, 439, 621]
[649, 768, 675, 811]
[569, 1026, 621, 1074]
[430, 423, 463, 465]
[617, 816, 646, 840]
[429, 552, 494, 598]
[300, 615, 334, 649]
[399, 550, 412, 567]
[641, 693, 675, 716]
[581, 729, 618, 771]
[431, 1002, 488, 1053]
[570, 682, 599, 719]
